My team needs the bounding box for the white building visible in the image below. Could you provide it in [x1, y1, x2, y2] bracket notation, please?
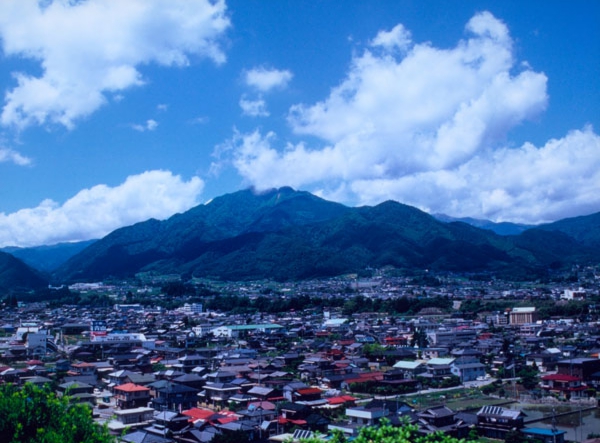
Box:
[182, 303, 203, 313]
[561, 288, 586, 300]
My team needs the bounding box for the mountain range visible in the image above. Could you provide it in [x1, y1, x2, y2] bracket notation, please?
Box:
[2, 187, 599, 289]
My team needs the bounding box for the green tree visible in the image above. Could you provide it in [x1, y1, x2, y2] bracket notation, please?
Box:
[298, 420, 473, 443]
[0, 383, 115, 443]
[411, 327, 429, 348]
[517, 365, 540, 390]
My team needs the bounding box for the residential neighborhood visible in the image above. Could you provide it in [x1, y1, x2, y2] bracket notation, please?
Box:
[1, 270, 600, 443]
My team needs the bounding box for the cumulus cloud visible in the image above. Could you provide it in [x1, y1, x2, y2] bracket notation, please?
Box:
[132, 119, 158, 132]
[0, 147, 31, 166]
[223, 12, 600, 223]
[239, 96, 269, 117]
[0, 170, 204, 247]
[350, 127, 600, 224]
[371, 23, 411, 52]
[0, 0, 230, 129]
[244, 67, 293, 92]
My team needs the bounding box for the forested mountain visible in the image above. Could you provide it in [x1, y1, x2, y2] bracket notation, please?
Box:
[534, 212, 600, 249]
[0, 251, 48, 292]
[51, 187, 600, 283]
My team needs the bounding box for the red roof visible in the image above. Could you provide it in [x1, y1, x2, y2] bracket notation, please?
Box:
[345, 372, 384, 384]
[71, 362, 95, 368]
[297, 387, 322, 396]
[326, 395, 357, 405]
[183, 408, 215, 421]
[542, 374, 582, 382]
[114, 382, 149, 392]
[278, 417, 307, 425]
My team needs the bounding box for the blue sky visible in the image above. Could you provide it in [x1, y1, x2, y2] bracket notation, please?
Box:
[0, 0, 598, 247]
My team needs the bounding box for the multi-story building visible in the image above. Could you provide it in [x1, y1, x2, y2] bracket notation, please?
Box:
[509, 307, 538, 325]
[114, 383, 151, 409]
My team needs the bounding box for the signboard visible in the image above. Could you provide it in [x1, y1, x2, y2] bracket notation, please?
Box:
[90, 320, 107, 338]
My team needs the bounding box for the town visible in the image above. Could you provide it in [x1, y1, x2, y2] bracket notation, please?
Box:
[1, 268, 599, 443]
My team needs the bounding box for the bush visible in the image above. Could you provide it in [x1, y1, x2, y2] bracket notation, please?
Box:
[0, 383, 114, 443]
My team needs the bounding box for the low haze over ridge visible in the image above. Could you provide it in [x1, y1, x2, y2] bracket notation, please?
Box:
[0, 1, 598, 248]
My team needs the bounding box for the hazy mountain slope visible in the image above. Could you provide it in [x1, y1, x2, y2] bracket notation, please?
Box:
[433, 213, 533, 235]
[0, 251, 48, 292]
[1, 239, 97, 272]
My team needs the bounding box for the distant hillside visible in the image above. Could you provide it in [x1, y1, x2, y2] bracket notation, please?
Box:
[433, 214, 533, 235]
[535, 212, 600, 249]
[0, 251, 48, 292]
[2, 239, 97, 272]
[52, 187, 600, 283]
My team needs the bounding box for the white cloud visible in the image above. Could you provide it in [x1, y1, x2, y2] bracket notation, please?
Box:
[244, 67, 293, 92]
[239, 96, 269, 117]
[0, 147, 31, 165]
[132, 119, 158, 132]
[0, 170, 204, 247]
[224, 12, 600, 224]
[0, 0, 230, 129]
[349, 127, 600, 224]
[189, 115, 209, 125]
[371, 24, 411, 52]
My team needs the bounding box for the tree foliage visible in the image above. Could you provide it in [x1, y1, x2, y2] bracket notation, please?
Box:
[298, 420, 473, 443]
[0, 383, 115, 443]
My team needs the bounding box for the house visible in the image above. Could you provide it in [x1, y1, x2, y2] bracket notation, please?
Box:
[57, 380, 94, 397]
[114, 382, 151, 409]
[541, 374, 587, 400]
[172, 373, 205, 390]
[392, 360, 426, 378]
[423, 358, 454, 379]
[107, 407, 155, 435]
[201, 382, 240, 406]
[143, 410, 190, 437]
[416, 406, 470, 438]
[451, 361, 486, 383]
[380, 368, 419, 392]
[151, 382, 199, 411]
[293, 387, 323, 402]
[70, 361, 98, 377]
[476, 405, 526, 439]
[118, 430, 172, 443]
[175, 354, 207, 373]
[345, 404, 388, 426]
[108, 369, 136, 388]
[556, 358, 600, 382]
[525, 349, 561, 372]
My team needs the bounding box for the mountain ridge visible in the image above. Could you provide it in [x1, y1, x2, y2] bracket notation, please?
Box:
[49, 187, 600, 283]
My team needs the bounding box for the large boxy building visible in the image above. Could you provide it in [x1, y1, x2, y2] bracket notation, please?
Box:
[509, 307, 538, 325]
